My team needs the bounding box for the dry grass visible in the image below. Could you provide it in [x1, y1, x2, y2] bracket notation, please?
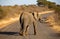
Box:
[46, 14, 60, 33]
[0, 16, 19, 29]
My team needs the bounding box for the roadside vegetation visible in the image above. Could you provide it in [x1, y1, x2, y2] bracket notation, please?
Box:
[37, 0, 60, 25]
[0, 4, 49, 20]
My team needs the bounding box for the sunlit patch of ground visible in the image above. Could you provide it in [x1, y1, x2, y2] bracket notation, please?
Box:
[51, 25, 60, 32]
[0, 16, 19, 29]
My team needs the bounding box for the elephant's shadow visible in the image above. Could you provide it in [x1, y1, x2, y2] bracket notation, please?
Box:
[0, 32, 20, 36]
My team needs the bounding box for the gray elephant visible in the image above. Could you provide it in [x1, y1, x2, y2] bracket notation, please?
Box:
[19, 12, 37, 36]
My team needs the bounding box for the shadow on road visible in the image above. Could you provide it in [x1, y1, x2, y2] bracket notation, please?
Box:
[0, 32, 20, 36]
[0, 32, 36, 36]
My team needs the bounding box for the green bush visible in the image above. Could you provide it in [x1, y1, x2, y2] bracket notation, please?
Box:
[37, 0, 47, 6]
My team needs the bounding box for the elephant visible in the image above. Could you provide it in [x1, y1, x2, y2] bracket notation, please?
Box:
[19, 12, 37, 36]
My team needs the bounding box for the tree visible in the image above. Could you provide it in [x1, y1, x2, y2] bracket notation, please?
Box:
[47, 1, 56, 9]
[37, 0, 47, 6]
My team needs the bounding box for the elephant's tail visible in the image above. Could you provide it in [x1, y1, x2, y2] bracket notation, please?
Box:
[19, 12, 23, 24]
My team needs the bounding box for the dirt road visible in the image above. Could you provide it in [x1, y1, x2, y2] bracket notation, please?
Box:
[0, 20, 60, 39]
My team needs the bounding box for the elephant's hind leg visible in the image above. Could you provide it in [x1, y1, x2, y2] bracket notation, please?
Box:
[33, 22, 36, 35]
[19, 20, 24, 36]
[25, 25, 29, 36]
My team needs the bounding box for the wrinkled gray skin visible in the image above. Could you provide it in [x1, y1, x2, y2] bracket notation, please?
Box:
[19, 12, 37, 36]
